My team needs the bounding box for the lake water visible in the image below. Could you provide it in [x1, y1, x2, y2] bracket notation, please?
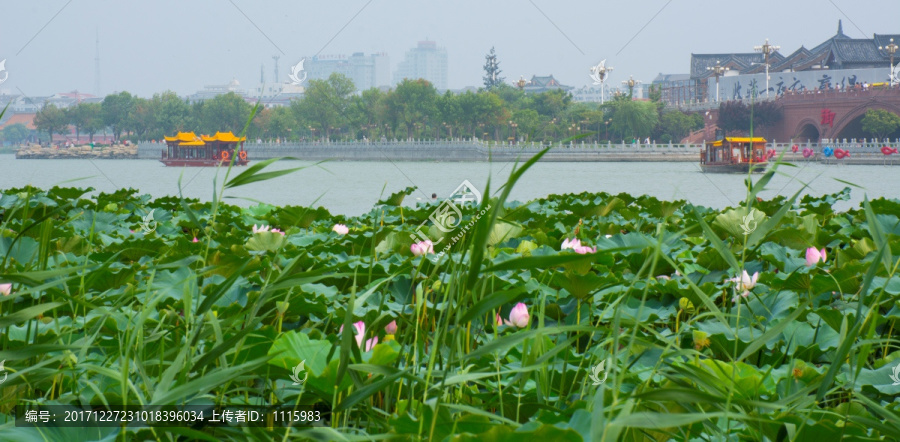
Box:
[2, 154, 898, 215]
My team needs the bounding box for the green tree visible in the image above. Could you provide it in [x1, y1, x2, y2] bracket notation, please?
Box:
[436, 90, 462, 138]
[385, 78, 438, 139]
[531, 89, 572, 120]
[482, 47, 504, 90]
[34, 104, 70, 142]
[129, 97, 155, 140]
[610, 100, 658, 141]
[565, 103, 604, 141]
[67, 103, 92, 141]
[861, 109, 900, 140]
[196, 92, 253, 135]
[511, 108, 540, 141]
[716, 101, 750, 134]
[655, 110, 701, 143]
[457, 91, 507, 139]
[253, 106, 296, 141]
[293, 73, 355, 139]
[151, 91, 192, 139]
[348, 88, 386, 140]
[81, 103, 105, 143]
[1, 123, 29, 144]
[102, 91, 135, 141]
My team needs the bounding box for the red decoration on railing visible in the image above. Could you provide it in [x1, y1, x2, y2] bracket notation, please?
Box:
[820, 109, 836, 127]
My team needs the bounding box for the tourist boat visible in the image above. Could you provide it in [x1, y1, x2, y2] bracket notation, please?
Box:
[700, 137, 768, 173]
[161, 131, 249, 167]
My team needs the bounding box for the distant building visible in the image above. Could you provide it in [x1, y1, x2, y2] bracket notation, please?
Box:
[304, 52, 390, 91]
[660, 21, 899, 107]
[571, 85, 605, 102]
[652, 73, 696, 106]
[188, 79, 247, 102]
[249, 83, 305, 108]
[394, 40, 449, 90]
[521, 75, 573, 94]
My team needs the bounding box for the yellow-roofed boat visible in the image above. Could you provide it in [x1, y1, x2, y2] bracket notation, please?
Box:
[700, 137, 768, 173]
[161, 131, 249, 167]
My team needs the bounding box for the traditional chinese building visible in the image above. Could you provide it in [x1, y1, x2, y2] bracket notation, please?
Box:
[657, 21, 900, 106]
[521, 75, 573, 94]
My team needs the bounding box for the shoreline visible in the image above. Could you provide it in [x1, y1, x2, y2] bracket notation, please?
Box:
[8, 141, 900, 165]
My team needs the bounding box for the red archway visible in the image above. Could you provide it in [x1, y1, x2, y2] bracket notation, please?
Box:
[829, 102, 900, 140]
[793, 118, 821, 142]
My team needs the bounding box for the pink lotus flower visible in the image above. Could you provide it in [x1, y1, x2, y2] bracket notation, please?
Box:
[333, 224, 349, 235]
[504, 303, 530, 328]
[805, 247, 827, 266]
[0, 283, 11, 296]
[385, 320, 397, 335]
[411, 240, 434, 256]
[365, 336, 379, 352]
[340, 321, 367, 348]
[252, 224, 284, 236]
[561, 238, 596, 254]
[561, 238, 582, 250]
[192, 237, 199, 243]
[496, 313, 503, 326]
[729, 270, 759, 302]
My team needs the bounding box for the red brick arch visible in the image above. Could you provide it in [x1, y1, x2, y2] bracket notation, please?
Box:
[830, 102, 900, 139]
[792, 117, 822, 141]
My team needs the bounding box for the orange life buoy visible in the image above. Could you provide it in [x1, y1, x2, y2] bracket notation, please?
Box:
[239, 150, 247, 160]
[221, 151, 230, 161]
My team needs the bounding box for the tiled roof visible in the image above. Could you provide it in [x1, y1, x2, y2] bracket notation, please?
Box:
[769, 46, 812, 72]
[690, 53, 765, 78]
[831, 39, 887, 63]
[0, 113, 36, 130]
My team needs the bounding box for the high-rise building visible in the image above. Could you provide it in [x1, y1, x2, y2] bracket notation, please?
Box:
[393, 40, 449, 90]
[304, 53, 390, 91]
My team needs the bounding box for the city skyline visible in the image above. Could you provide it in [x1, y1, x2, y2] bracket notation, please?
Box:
[0, 0, 898, 98]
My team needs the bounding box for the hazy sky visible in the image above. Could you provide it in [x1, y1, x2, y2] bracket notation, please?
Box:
[1, 0, 898, 98]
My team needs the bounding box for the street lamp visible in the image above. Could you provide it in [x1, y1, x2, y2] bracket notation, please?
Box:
[754, 38, 780, 98]
[879, 38, 898, 87]
[622, 76, 641, 98]
[589, 60, 614, 104]
[510, 121, 518, 142]
[604, 119, 612, 140]
[706, 60, 730, 102]
[516, 75, 528, 89]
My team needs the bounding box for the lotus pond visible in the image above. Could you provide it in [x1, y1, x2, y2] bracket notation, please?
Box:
[1, 157, 899, 441]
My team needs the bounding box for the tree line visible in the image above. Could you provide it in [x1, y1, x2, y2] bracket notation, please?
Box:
[21, 73, 707, 146]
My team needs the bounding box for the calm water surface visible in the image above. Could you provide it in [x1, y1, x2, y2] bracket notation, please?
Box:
[2, 154, 897, 215]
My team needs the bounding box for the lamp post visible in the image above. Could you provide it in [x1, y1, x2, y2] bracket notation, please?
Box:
[510, 121, 518, 142]
[706, 60, 730, 102]
[516, 75, 528, 90]
[880, 38, 898, 87]
[589, 60, 614, 104]
[754, 38, 780, 98]
[605, 119, 611, 141]
[622, 76, 641, 98]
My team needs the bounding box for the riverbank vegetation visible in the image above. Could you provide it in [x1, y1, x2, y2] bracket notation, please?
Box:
[24, 74, 704, 146]
[1, 154, 899, 440]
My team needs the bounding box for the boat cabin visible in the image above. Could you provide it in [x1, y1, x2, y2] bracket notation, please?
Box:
[161, 131, 249, 167]
[700, 137, 767, 173]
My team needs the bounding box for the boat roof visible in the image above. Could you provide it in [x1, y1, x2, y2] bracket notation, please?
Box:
[164, 132, 201, 143]
[165, 131, 246, 146]
[709, 137, 767, 146]
[201, 131, 247, 143]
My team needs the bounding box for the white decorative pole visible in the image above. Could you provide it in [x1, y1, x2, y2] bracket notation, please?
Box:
[590, 60, 614, 104]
